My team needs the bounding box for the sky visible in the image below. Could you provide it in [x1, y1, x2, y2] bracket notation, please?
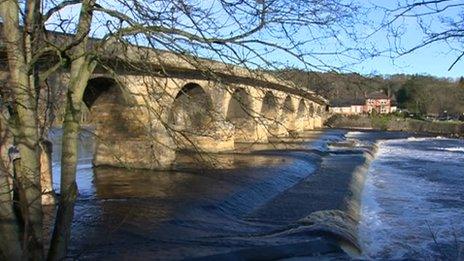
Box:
[274, 0, 464, 79]
[355, 45, 464, 79]
[349, 0, 464, 79]
[252, 0, 464, 78]
[259, 0, 464, 79]
[42, 0, 464, 79]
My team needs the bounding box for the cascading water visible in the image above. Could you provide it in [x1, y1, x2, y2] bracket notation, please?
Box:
[358, 136, 464, 259]
[45, 128, 464, 259]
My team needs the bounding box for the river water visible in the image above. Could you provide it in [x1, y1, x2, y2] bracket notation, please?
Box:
[355, 134, 464, 259]
[48, 129, 464, 259]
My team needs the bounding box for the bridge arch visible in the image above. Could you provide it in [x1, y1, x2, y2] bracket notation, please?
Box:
[260, 91, 279, 120]
[316, 105, 323, 115]
[283, 95, 295, 113]
[168, 82, 235, 152]
[257, 91, 280, 138]
[280, 95, 296, 133]
[226, 88, 253, 121]
[296, 99, 307, 119]
[84, 76, 176, 169]
[83, 77, 141, 137]
[308, 103, 315, 117]
[226, 88, 262, 142]
[169, 83, 214, 131]
[83, 77, 120, 109]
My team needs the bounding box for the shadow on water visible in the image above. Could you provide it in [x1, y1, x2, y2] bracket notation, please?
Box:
[47, 128, 375, 260]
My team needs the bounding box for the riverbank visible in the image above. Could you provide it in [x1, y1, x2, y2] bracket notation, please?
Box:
[326, 114, 464, 137]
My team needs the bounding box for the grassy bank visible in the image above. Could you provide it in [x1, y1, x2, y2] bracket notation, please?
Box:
[326, 114, 464, 137]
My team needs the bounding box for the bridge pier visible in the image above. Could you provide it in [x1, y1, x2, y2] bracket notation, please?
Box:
[94, 136, 176, 169]
[92, 107, 177, 169]
[293, 119, 306, 133]
[313, 106, 324, 128]
[314, 116, 323, 128]
[172, 119, 236, 152]
[271, 123, 291, 138]
[305, 117, 315, 130]
[227, 119, 266, 143]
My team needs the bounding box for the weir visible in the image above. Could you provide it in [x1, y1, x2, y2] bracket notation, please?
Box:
[48, 129, 381, 259]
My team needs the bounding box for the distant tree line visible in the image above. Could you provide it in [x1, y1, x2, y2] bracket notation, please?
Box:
[276, 69, 464, 117]
[395, 76, 464, 116]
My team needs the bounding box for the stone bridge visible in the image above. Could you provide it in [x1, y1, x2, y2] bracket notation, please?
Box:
[84, 73, 328, 169]
[1, 36, 329, 170]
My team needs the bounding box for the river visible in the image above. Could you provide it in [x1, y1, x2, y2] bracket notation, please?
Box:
[355, 134, 464, 259]
[48, 128, 464, 259]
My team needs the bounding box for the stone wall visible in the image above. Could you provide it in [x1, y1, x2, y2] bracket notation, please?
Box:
[327, 114, 464, 137]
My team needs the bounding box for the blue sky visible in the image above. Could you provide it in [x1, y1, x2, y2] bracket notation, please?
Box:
[246, 0, 464, 78]
[356, 44, 464, 79]
[350, 0, 464, 79]
[274, 0, 464, 78]
[43, 0, 464, 79]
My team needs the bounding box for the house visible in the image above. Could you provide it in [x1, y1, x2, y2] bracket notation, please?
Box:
[330, 98, 366, 115]
[330, 91, 396, 115]
[365, 91, 394, 114]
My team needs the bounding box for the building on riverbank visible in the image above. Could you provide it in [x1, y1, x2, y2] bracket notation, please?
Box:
[365, 91, 396, 114]
[330, 91, 397, 115]
[330, 98, 365, 115]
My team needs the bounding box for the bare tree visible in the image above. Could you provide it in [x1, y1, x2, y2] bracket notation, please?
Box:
[376, 0, 464, 70]
[0, 0, 364, 259]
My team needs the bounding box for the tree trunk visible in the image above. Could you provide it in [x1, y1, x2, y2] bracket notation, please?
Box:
[47, 1, 96, 258]
[47, 62, 96, 260]
[47, 98, 81, 261]
[39, 140, 55, 205]
[0, 111, 23, 260]
[0, 174, 22, 260]
[0, 101, 22, 260]
[0, 1, 44, 259]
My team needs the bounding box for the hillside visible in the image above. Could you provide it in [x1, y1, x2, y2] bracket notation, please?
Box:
[275, 69, 464, 117]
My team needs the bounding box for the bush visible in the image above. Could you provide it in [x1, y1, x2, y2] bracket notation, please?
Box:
[371, 114, 391, 130]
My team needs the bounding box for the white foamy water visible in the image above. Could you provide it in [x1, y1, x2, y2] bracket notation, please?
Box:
[435, 147, 464, 153]
[359, 137, 464, 259]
